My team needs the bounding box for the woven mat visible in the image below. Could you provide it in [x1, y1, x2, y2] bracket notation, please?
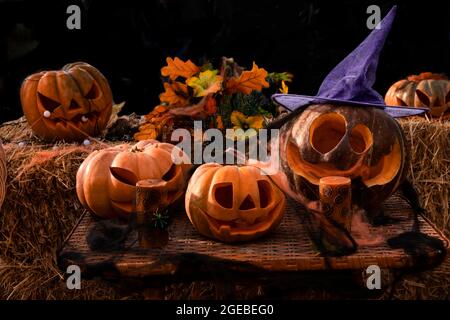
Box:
[58, 195, 449, 278]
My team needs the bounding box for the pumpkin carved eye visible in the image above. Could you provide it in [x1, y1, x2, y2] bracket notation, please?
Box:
[310, 112, 346, 154]
[257, 180, 272, 208]
[38, 92, 60, 111]
[214, 183, 233, 209]
[162, 164, 177, 181]
[396, 97, 408, 106]
[349, 124, 372, 154]
[110, 167, 138, 186]
[416, 89, 431, 106]
[85, 84, 99, 99]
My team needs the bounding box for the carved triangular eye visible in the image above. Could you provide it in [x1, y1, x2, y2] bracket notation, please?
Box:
[38, 92, 60, 111]
[162, 164, 177, 181]
[110, 167, 138, 186]
[416, 90, 430, 106]
[396, 97, 407, 106]
[85, 84, 99, 99]
[214, 183, 233, 209]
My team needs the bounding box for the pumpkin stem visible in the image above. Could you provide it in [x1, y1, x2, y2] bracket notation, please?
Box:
[407, 72, 448, 82]
[131, 146, 143, 153]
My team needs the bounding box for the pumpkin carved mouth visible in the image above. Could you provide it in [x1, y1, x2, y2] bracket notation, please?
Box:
[44, 111, 101, 126]
[191, 200, 284, 239]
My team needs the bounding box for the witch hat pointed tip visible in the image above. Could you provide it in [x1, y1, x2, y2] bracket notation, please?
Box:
[381, 5, 398, 28]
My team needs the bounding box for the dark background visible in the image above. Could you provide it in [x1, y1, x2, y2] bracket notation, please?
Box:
[0, 0, 449, 122]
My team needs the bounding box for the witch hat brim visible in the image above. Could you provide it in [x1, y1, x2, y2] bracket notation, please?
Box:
[272, 94, 428, 118]
[272, 6, 429, 119]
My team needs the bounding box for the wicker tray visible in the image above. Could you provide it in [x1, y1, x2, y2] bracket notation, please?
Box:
[58, 195, 449, 278]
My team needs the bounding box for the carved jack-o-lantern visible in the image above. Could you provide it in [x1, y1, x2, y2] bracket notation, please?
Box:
[76, 140, 192, 219]
[279, 104, 408, 212]
[20, 62, 113, 141]
[185, 163, 286, 242]
[385, 72, 450, 117]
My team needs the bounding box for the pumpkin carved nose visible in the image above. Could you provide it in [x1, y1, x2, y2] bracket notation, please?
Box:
[239, 195, 256, 210]
[69, 99, 82, 110]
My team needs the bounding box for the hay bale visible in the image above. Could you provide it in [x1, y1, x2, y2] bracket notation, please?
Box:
[0, 117, 34, 144]
[398, 117, 449, 236]
[0, 117, 448, 300]
[0, 139, 121, 299]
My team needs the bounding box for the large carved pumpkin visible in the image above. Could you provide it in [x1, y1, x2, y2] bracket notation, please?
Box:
[385, 72, 450, 117]
[279, 104, 408, 213]
[20, 62, 113, 141]
[76, 140, 191, 219]
[185, 163, 286, 242]
[0, 142, 6, 210]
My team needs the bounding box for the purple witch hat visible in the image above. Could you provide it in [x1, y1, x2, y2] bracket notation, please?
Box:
[272, 6, 428, 119]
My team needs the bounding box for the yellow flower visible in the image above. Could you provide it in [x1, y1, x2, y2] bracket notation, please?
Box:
[279, 80, 289, 94]
[228, 111, 264, 140]
[186, 70, 223, 97]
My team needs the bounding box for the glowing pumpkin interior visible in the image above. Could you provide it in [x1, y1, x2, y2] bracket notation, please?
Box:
[287, 112, 401, 188]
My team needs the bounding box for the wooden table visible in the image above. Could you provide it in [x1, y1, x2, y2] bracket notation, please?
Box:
[58, 194, 449, 287]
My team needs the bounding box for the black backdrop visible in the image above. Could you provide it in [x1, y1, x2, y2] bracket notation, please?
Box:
[1, 0, 449, 122]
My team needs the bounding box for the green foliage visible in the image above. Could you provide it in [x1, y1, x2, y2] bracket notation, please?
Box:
[267, 72, 293, 85]
[217, 91, 277, 127]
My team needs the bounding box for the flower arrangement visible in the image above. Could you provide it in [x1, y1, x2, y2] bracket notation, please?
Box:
[135, 57, 292, 141]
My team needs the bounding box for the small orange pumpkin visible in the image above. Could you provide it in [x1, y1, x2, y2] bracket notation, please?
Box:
[76, 140, 191, 219]
[20, 62, 113, 141]
[385, 72, 450, 117]
[185, 163, 286, 243]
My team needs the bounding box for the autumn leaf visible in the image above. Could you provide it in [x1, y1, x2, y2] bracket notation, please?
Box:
[225, 63, 270, 95]
[106, 101, 126, 129]
[161, 57, 200, 80]
[279, 80, 289, 94]
[159, 82, 189, 107]
[134, 123, 159, 141]
[154, 105, 167, 113]
[186, 70, 223, 97]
